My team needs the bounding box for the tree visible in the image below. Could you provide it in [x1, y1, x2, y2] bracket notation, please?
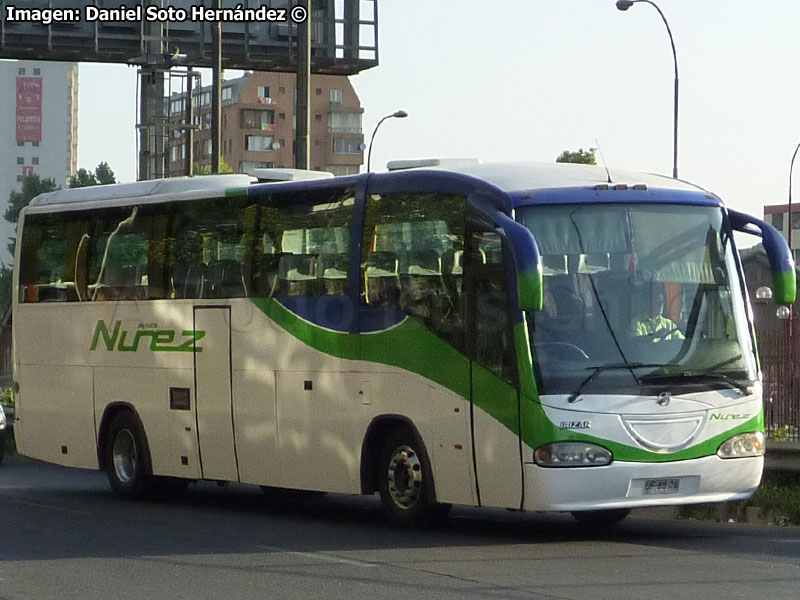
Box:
[68, 161, 117, 188]
[556, 148, 597, 165]
[193, 157, 234, 176]
[95, 161, 116, 185]
[68, 168, 96, 188]
[4, 173, 59, 251]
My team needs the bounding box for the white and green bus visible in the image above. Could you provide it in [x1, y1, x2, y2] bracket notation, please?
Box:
[11, 161, 795, 525]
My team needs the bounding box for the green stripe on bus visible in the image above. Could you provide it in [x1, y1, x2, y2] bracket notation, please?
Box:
[251, 297, 759, 461]
[250, 298, 471, 399]
[524, 400, 764, 462]
[225, 187, 249, 198]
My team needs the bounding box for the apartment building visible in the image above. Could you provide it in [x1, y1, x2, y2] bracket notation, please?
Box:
[167, 71, 364, 177]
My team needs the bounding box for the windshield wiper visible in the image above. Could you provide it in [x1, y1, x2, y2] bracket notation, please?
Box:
[567, 363, 663, 403]
[639, 371, 752, 395]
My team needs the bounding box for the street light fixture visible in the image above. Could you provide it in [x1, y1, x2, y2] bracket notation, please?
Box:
[786, 142, 800, 335]
[367, 110, 408, 172]
[616, 0, 679, 179]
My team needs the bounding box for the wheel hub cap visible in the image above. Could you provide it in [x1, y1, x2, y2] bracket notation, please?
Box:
[112, 429, 137, 483]
[386, 445, 422, 509]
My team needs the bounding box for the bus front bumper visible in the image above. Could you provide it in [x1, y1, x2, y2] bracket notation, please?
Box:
[522, 455, 763, 512]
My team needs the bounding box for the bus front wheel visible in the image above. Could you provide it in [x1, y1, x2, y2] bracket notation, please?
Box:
[104, 411, 153, 500]
[377, 429, 450, 526]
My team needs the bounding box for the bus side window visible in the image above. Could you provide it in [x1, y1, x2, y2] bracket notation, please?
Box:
[361, 192, 466, 353]
[19, 219, 44, 303]
[19, 214, 87, 303]
[169, 196, 249, 300]
[87, 207, 150, 301]
[254, 187, 354, 298]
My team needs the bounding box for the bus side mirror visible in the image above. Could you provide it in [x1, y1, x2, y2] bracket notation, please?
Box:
[493, 212, 543, 312]
[729, 210, 797, 305]
[518, 268, 544, 312]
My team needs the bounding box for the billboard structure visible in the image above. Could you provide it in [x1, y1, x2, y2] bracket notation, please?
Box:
[0, 0, 377, 179]
[15, 77, 43, 143]
[0, 0, 375, 74]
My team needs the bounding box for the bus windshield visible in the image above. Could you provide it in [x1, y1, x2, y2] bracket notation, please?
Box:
[516, 203, 757, 396]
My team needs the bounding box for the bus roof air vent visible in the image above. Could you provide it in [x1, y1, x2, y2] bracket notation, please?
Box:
[386, 158, 480, 171]
[248, 168, 335, 183]
[28, 174, 255, 207]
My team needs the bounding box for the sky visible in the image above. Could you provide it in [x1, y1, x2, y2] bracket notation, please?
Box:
[77, 0, 800, 240]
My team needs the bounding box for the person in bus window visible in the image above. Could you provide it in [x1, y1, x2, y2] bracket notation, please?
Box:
[634, 293, 684, 343]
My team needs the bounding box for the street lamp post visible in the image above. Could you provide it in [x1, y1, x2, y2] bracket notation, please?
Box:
[789, 142, 800, 255]
[788, 142, 800, 338]
[367, 110, 408, 172]
[616, 0, 679, 179]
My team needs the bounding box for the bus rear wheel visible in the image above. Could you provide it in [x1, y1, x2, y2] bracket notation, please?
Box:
[105, 411, 153, 500]
[377, 429, 450, 526]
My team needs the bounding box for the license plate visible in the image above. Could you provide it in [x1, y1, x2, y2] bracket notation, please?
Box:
[643, 478, 680, 495]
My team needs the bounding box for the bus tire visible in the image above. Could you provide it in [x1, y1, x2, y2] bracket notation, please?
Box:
[378, 428, 450, 526]
[570, 508, 631, 527]
[104, 411, 153, 500]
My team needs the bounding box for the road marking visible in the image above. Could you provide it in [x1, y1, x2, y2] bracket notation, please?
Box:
[3, 497, 90, 515]
[256, 545, 376, 568]
[731, 536, 800, 543]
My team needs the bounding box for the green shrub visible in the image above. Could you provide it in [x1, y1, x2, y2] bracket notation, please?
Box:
[748, 485, 800, 525]
[0, 387, 13, 408]
[768, 425, 791, 442]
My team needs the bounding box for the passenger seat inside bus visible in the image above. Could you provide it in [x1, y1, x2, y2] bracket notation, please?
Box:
[278, 253, 318, 296]
[400, 249, 453, 333]
[253, 252, 288, 297]
[205, 259, 247, 298]
[171, 263, 205, 299]
[319, 253, 349, 295]
[364, 251, 400, 307]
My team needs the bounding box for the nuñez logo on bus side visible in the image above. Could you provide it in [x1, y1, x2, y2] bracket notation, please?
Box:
[90, 320, 205, 353]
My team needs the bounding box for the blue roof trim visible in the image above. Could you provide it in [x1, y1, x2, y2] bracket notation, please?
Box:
[246, 174, 363, 197]
[509, 186, 722, 209]
[365, 169, 512, 212]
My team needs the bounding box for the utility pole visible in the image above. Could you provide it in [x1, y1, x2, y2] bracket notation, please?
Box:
[186, 67, 195, 177]
[137, 4, 166, 181]
[211, 0, 222, 174]
[295, 0, 310, 169]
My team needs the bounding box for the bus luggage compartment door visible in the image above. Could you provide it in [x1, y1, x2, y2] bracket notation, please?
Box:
[193, 306, 240, 482]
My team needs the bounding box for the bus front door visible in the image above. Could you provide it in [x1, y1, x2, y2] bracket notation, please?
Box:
[467, 227, 524, 509]
[193, 306, 240, 482]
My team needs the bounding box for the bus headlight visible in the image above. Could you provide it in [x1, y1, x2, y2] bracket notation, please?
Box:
[716, 432, 764, 459]
[534, 443, 612, 467]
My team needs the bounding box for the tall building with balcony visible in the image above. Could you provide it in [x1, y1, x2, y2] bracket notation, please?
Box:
[167, 71, 364, 177]
[0, 60, 79, 263]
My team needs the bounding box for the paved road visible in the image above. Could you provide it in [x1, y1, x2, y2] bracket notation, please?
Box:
[1, 455, 799, 600]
